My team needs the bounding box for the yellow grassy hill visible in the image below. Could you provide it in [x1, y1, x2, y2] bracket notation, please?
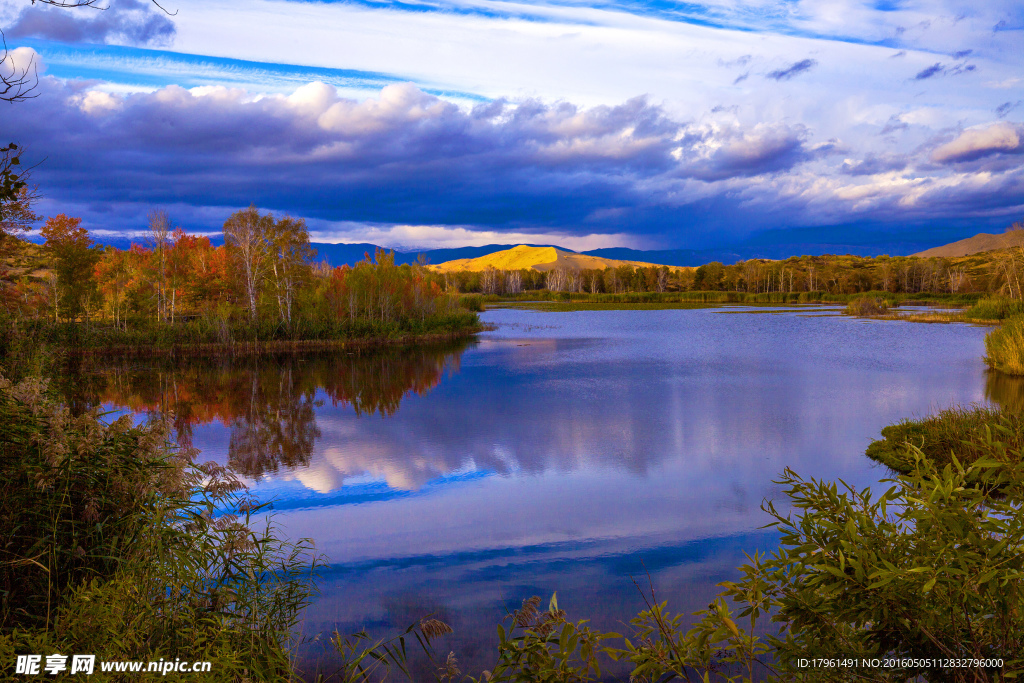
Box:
[427, 245, 687, 273]
[913, 229, 1024, 258]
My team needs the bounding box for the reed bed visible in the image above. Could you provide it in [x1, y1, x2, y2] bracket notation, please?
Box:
[966, 296, 1024, 321]
[985, 314, 1024, 376]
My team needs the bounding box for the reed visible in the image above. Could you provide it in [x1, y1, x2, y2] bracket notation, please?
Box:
[985, 314, 1024, 376]
[965, 296, 1024, 321]
[0, 373, 321, 681]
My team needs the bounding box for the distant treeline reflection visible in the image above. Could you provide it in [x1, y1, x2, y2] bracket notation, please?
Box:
[986, 370, 1024, 413]
[60, 341, 470, 478]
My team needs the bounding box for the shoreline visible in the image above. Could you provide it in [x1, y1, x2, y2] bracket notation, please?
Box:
[59, 324, 488, 359]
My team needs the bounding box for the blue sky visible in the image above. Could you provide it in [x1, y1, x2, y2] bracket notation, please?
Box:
[2, 0, 1023, 251]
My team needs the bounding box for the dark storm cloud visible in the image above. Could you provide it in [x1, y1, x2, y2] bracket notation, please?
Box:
[8, 80, 691, 230]
[9, 76, 1024, 244]
[765, 59, 817, 81]
[7, 0, 175, 46]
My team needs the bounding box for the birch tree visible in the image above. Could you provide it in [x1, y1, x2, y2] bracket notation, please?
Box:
[268, 216, 315, 327]
[223, 205, 273, 321]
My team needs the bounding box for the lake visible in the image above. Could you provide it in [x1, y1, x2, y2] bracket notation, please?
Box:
[66, 305, 1006, 678]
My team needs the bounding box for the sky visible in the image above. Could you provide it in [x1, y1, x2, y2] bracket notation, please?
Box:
[1, 0, 1023, 252]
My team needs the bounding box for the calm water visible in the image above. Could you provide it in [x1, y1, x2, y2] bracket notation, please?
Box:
[68, 306, 1010, 677]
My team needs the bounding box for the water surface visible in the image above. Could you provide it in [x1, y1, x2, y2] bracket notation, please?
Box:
[68, 306, 1004, 677]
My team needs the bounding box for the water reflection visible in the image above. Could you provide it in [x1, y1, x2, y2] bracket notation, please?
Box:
[60, 309, 999, 678]
[986, 370, 1024, 412]
[61, 341, 469, 479]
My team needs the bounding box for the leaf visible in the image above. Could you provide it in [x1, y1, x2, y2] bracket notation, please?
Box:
[548, 592, 559, 613]
[922, 577, 937, 594]
[722, 616, 740, 639]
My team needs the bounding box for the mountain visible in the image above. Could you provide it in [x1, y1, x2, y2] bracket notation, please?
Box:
[912, 230, 1024, 258]
[309, 242, 567, 267]
[426, 245, 688, 273]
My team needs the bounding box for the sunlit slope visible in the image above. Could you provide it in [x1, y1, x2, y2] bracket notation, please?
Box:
[914, 230, 1024, 258]
[427, 245, 687, 272]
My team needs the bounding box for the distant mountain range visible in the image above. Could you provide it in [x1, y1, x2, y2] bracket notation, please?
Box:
[76, 224, 981, 268]
[310, 242, 742, 268]
[425, 245, 690, 273]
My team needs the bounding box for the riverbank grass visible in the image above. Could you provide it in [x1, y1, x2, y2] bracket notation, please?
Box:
[866, 405, 1024, 473]
[0, 374, 321, 681]
[985, 315, 1024, 375]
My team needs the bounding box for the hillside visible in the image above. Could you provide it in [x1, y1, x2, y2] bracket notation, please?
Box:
[426, 245, 688, 273]
[0, 237, 50, 281]
[914, 229, 1024, 258]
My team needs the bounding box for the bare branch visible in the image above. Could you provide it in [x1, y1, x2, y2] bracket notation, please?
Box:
[0, 31, 38, 104]
[30, 0, 178, 14]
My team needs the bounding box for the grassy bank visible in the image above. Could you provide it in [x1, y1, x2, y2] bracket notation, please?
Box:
[866, 405, 1024, 473]
[0, 311, 481, 359]
[488, 290, 983, 306]
[0, 373, 321, 681]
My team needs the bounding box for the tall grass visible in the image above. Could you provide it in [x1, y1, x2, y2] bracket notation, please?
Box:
[966, 296, 1024, 321]
[844, 296, 888, 316]
[985, 314, 1024, 376]
[0, 373, 321, 681]
[866, 404, 1024, 472]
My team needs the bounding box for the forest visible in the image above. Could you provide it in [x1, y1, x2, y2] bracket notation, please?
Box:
[0, 206, 479, 351]
[443, 242, 1024, 297]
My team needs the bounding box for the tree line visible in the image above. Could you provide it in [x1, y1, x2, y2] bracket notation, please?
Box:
[1, 206, 477, 345]
[440, 242, 1024, 298]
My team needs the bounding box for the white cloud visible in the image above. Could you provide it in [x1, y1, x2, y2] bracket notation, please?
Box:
[932, 122, 1023, 163]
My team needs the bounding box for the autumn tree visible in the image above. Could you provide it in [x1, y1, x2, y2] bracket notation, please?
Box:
[223, 205, 273, 321]
[40, 214, 100, 321]
[267, 216, 315, 327]
[146, 209, 174, 321]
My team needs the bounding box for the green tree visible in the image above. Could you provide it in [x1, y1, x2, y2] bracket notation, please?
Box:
[40, 213, 100, 322]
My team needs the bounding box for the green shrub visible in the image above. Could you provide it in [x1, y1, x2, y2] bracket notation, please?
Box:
[337, 453, 1024, 682]
[458, 294, 484, 312]
[845, 296, 889, 316]
[0, 374, 321, 681]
